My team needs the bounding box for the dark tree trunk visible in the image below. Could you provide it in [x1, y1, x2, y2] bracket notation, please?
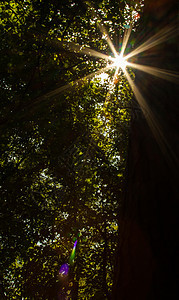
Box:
[112, 0, 179, 299]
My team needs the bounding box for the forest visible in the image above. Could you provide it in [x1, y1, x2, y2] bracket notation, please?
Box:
[0, 0, 178, 299]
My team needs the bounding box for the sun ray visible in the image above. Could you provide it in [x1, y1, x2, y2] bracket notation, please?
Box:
[59, 40, 110, 62]
[85, 1, 118, 57]
[80, 47, 110, 61]
[32, 64, 114, 108]
[113, 65, 121, 83]
[120, 26, 132, 57]
[97, 22, 118, 57]
[124, 69, 179, 167]
[127, 62, 179, 83]
[125, 25, 177, 60]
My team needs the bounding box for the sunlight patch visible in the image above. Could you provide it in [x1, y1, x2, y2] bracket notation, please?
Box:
[96, 72, 109, 84]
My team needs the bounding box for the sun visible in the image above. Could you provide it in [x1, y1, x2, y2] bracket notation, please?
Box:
[112, 54, 127, 71]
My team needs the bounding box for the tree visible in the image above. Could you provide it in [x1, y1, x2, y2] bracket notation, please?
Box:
[112, 0, 179, 299]
[0, 1, 141, 298]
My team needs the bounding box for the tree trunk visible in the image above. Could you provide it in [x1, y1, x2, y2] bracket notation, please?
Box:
[112, 0, 179, 299]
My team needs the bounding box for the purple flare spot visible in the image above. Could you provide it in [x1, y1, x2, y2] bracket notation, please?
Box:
[74, 240, 77, 248]
[59, 263, 69, 276]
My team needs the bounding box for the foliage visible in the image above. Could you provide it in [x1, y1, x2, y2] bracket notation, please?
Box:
[0, 0, 141, 298]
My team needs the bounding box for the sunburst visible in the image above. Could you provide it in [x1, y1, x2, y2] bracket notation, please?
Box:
[44, 19, 178, 106]
[112, 55, 127, 71]
[92, 25, 177, 165]
[39, 7, 178, 165]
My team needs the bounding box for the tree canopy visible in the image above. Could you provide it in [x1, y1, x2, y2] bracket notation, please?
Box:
[0, 0, 143, 299]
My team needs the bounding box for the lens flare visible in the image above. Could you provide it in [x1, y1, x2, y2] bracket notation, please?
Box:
[59, 263, 69, 276]
[69, 240, 77, 264]
[59, 239, 78, 277]
[74, 240, 77, 248]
